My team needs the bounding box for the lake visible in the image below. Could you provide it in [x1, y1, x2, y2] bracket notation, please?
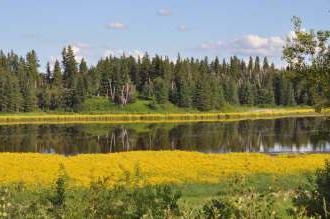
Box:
[0, 116, 329, 155]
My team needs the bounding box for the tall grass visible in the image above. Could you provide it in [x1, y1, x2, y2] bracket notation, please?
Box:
[0, 108, 328, 124]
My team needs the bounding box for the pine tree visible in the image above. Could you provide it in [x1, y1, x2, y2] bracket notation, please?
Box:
[37, 88, 50, 110]
[139, 53, 151, 94]
[239, 81, 254, 105]
[62, 46, 78, 88]
[263, 57, 270, 71]
[10, 75, 23, 112]
[254, 56, 261, 73]
[22, 83, 35, 112]
[194, 75, 212, 111]
[210, 76, 225, 109]
[177, 79, 192, 107]
[53, 60, 62, 88]
[248, 57, 254, 74]
[154, 77, 169, 104]
[26, 50, 39, 89]
[46, 62, 52, 84]
[224, 80, 239, 105]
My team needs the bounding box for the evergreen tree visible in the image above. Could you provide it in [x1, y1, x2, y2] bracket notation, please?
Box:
[254, 56, 261, 73]
[26, 50, 39, 89]
[194, 76, 212, 111]
[239, 81, 254, 105]
[263, 57, 270, 71]
[154, 77, 169, 104]
[177, 79, 192, 107]
[248, 56, 254, 74]
[62, 46, 78, 88]
[53, 60, 62, 88]
[210, 76, 225, 109]
[46, 62, 52, 84]
[224, 80, 239, 105]
[139, 53, 151, 96]
[22, 83, 35, 112]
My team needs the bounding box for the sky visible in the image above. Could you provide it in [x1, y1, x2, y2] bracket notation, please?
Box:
[0, 0, 329, 70]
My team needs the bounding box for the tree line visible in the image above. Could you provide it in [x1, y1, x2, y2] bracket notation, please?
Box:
[0, 46, 318, 112]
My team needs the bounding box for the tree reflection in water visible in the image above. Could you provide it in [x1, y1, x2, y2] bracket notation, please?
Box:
[0, 117, 329, 155]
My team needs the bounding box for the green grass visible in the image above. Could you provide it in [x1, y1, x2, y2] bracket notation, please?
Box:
[80, 97, 199, 114]
[81, 97, 313, 114]
[0, 97, 323, 126]
[3, 172, 312, 218]
[177, 173, 309, 206]
[0, 96, 313, 116]
[175, 173, 311, 218]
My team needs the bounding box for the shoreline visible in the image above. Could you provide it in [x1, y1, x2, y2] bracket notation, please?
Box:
[0, 108, 329, 124]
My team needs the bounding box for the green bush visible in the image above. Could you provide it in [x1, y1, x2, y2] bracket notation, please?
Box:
[200, 189, 279, 219]
[292, 159, 330, 218]
[199, 175, 279, 219]
[201, 198, 236, 219]
[84, 177, 182, 218]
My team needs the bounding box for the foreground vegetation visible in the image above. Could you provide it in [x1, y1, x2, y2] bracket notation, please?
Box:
[2, 160, 330, 218]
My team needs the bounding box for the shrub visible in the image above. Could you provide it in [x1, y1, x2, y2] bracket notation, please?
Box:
[83, 176, 182, 218]
[200, 189, 278, 219]
[200, 175, 279, 219]
[201, 198, 236, 219]
[292, 159, 330, 218]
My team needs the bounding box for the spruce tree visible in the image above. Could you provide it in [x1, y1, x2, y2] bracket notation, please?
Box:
[194, 76, 212, 111]
[62, 46, 78, 88]
[46, 62, 52, 84]
[154, 77, 169, 104]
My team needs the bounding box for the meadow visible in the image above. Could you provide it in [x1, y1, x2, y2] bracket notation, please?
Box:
[0, 151, 329, 187]
[1, 151, 330, 218]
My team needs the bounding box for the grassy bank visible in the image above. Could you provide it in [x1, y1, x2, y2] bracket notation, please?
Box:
[0, 151, 329, 187]
[0, 106, 328, 124]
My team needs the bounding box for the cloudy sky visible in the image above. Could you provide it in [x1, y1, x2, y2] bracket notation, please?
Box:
[0, 0, 329, 69]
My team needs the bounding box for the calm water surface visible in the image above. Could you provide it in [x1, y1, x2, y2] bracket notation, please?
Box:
[0, 117, 329, 155]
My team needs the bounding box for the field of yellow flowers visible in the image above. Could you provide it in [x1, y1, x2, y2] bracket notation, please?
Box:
[0, 151, 329, 187]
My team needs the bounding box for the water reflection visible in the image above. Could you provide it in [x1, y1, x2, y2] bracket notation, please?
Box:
[0, 117, 329, 155]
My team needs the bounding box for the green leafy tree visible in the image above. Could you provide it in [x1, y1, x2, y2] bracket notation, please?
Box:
[283, 16, 330, 111]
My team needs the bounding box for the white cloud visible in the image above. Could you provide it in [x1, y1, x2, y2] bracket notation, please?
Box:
[48, 56, 61, 70]
[70, 43, 92, 62]
[199, 34, 285, 57]
[71, 46, 80, 55]
[178, 25, 189, 32]
[105, 22, 127, 30]
[157, 9, 172, 16]
[104, 49, 144, 59]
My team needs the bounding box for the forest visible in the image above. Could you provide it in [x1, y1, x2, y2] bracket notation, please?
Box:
[0, 46, 318, 113]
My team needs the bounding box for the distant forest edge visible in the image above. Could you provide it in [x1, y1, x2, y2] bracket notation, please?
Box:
[0, 49, 315, 113]
[0, 17, 328, 113]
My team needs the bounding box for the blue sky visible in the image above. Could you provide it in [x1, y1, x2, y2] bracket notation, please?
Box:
[0, 0, 329, 69]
